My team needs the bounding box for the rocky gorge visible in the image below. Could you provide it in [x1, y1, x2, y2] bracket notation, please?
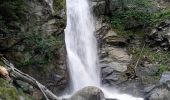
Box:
[0, 0, 170, 100]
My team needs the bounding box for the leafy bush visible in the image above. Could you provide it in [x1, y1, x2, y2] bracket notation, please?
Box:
[0, 79, 33, 100]
[105, 0, 157, 30]
[17, 33, 63, 67]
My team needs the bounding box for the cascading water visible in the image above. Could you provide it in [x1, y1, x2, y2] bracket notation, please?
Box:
[65, 0, 144, 100]
[65, 0, 99, 91]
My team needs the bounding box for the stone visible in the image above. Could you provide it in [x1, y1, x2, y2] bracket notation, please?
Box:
[92, 0, 106, 16]
[108, 48, 131, 62]
[137, 63, 159, 76]
[146, 86, 170, 100]
[104, 30, 117, 39]
[69, 86, 105, 100]
[160, 71, 170, 84]
[118, 80, 144, 97]
[144, 85, 156, 93]
[105, 37, 127, 47]
[146, 20, 170, 51]
[107, 62, 127, 72]
[102, 70, 127, 86]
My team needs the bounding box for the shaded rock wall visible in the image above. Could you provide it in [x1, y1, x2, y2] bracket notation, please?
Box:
[0, 0, 68, 96]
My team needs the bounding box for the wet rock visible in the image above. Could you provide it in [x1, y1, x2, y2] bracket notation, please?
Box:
[144, 85, 156, 93]
[102, 71, 127, 86]
[69, 86, 105, 100]
[118, 80, 144, 97]
[160, 71, 170, 84]
[146, 85, 170, 100]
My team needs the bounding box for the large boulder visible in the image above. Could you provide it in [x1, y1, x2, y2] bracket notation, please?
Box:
[145, 85, 170, 100]
[69, 86, 105, 100]
[160, 71, 170, 84]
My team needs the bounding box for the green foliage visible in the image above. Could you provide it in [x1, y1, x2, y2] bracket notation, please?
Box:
[0, 0, 27, 34]
[151, 8, 170, 24]
[18, 34, 63, 67]
[105, 0, 156, 30]
[0, 79, 33, 100]
[104, 0, 170, 37]
[157, 64, 170, 75]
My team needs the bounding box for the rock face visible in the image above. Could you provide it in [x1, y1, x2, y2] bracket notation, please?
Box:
[146, 20, 170, 51]
[145, 84, 170, 100]
[0, 0, 68, 96]
[91, 0, 121, 16]
[160, 71, 170, 84]
[95, 20, 140, 95]
[69, 86, 105, 100]
[92, 0, 170, 99]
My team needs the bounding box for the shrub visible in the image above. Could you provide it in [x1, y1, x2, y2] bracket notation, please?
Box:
[105, 0, 157, 30]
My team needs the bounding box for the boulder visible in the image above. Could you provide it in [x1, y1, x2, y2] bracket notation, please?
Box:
[69, 86, 105, 100]
[136, 62, 160, 85]
[146, 85, 170, 100]
[160, 71, 170, 84]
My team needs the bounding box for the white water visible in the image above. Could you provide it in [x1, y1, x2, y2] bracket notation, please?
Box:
[65, 0, 99, 91]
[65, 0, 144, 100]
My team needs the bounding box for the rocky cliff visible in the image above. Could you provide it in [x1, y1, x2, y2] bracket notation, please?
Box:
[92, 0, 170, 99]
[0, 0, 68, 99]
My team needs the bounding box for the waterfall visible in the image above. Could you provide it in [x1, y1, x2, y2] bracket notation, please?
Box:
[65, 0, 143, 100]
[65, 0, 99, 91]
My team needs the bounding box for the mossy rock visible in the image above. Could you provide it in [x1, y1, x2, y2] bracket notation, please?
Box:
[0, 79, 33, 100]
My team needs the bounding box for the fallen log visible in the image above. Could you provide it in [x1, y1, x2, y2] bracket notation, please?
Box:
[1, 57, 61, 100]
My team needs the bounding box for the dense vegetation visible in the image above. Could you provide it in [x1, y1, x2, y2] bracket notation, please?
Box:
[105, 0, 170, 31]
